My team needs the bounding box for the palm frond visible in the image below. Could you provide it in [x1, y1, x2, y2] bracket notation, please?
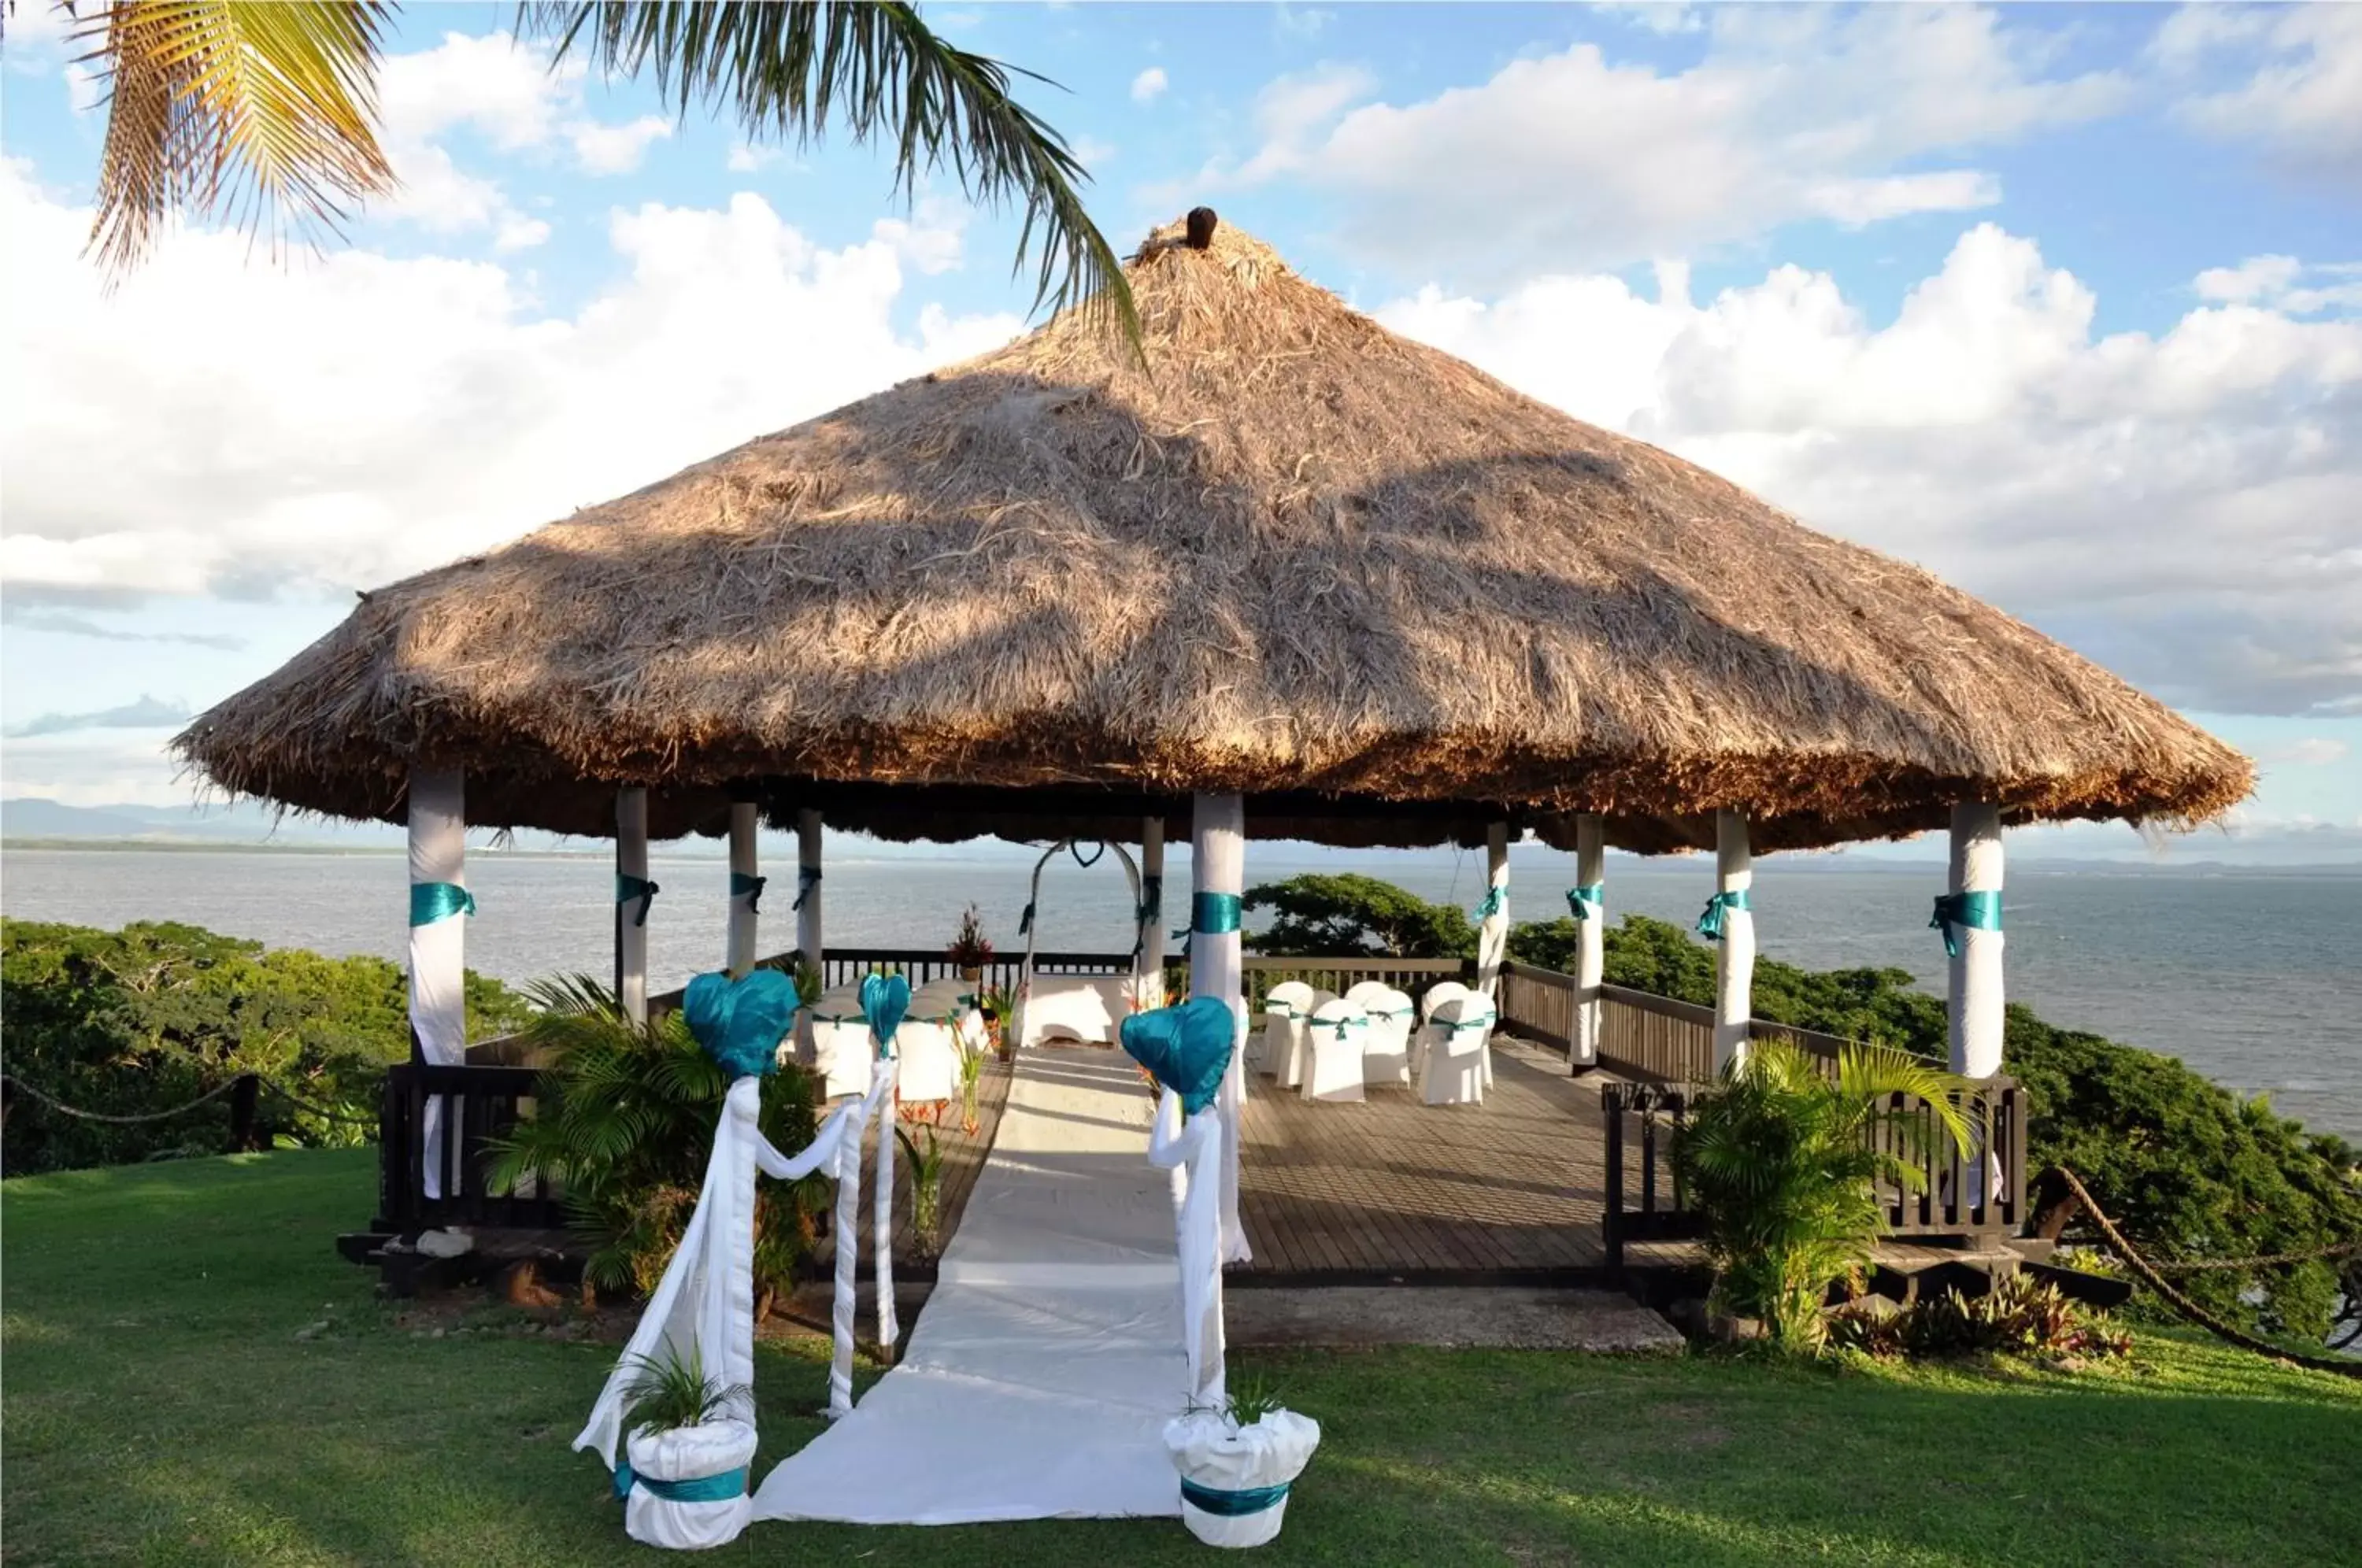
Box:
[528, 0, 1137, 353]
[77, 0, 397, 278]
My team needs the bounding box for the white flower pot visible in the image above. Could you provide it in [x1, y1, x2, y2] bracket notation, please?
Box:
[1163, 1407, 1322, 1548]
[619, 1418, 757, 1551]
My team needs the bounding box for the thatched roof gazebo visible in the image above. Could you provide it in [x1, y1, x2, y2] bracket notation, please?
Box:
[178, 212, 2247, 1257]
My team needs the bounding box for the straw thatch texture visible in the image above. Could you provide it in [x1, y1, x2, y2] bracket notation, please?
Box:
[175, 215, 2249, 852]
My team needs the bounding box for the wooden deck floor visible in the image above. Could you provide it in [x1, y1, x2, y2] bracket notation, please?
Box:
[1234, 1037, 1616, 1279]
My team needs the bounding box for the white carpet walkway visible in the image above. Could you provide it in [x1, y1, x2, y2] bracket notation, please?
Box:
[751, 1047, 1189, 1525]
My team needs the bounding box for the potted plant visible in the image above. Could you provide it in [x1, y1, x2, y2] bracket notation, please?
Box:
[896, 1124, 946, 1256]
[979, 983, 1016, 1063]
[1161, 1376, 1320, 1549]
[613, 1343, 757, 1549]
[956, 1036, 986, 1135]
[947, 904, 993, 985]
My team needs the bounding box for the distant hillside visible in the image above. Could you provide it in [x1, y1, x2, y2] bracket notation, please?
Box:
[1, 797, 405, 847]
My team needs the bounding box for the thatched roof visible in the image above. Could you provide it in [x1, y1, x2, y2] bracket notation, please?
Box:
[176, 213, 2249, 854]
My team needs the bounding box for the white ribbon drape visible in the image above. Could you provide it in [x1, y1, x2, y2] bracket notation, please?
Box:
[1144, 1086, 1226, 1404]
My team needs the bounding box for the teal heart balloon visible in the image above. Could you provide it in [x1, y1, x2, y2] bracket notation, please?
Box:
[1119, 995, 1235, 1116]
[683, 969, 800, 1079]
[860, 971, 912, 1060]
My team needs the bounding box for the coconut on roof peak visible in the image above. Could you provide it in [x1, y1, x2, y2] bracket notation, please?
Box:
[176, 209, 2250, 852]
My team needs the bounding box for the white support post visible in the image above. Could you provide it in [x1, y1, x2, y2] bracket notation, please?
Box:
[1138, 815, 1168, 1010]
[1711, 809, 1755, 1074]
[1190, 793, 1251, 1265]
[1476, 820, 1510, 1001]
[727, 800, 760, 978]
[1947, 804, 2005, 1078]
[615, 787, 650, 1026]
[407, 767, 468, 1200]
[1572, 814, 1605, 1071]
[795, 808, 824, 973]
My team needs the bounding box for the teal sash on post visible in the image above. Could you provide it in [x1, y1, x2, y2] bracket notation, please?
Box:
[1191, 892, 1242, 934]
[1929, 890, 2002, 957]
[1472, 886, 1505, 922]
[1565, 883, 1604, 921]
[409, 882, 474, 926]
[1694, 888, 1750, 941]
[791, 866, 820, 912]
[616, 873, 660, 927]
[730, 871, 766, 913]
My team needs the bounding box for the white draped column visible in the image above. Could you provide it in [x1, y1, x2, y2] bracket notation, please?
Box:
[1945, 804, 2005, 1078]
[726, 799, 761, 978]
[794, 808, 824, 971]
[1709, 809, 1755, 1074]
[616, 787, 651, 1026]
[407, 767, 468, 1201]
[1190, 793, 1250, 1265]
[1570, 813, 1605, 1072]
[1138, 815, 1168, 1009]
[1475, 820, 1510, 1000]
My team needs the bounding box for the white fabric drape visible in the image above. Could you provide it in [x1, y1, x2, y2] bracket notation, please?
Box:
[1475, 821, 1510, 1000]
[1948, 804, 2005, 1078]
[1190, 793, 1250, 1266]
[727, 801, 759, 978]
[1712, 809, 1755, 1073]
[407, 768, 465, 1200]
[1145, 1087, 1225, 1403]
[1573, 814, 1605, 1070]
[616, 787, 650, 1025]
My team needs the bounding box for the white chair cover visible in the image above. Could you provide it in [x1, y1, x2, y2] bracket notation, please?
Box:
[1342, 979, 1392, 1008]
[1259, 981, 1313, 1078]
[1420, 996, 1492, 1106]
[1412, 982, 1468, 1082]
[1301, 999, 1367, 1103]
[1275, 988, 1331, 1089]
[1019, 974, 1131, 1048]
[895, 1018, 962, 1107]
[809, 1000, 873, 1100]
[1359, 987, 1416, 1086]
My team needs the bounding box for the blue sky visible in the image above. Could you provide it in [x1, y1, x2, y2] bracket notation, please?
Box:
[2, 2, 2356, 858]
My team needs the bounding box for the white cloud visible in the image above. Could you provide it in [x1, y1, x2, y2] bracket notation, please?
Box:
[569, 114, 673, 176]
[727, 142, 784, 173]
[1196, 6, 2126, 279]
[1591, 3, 1702, 36]
[1378, 225, 2362, 716]
[1273, 5, 1335, 41]
[2194, 254, 2362, 316]
[2260, 738, 2352, 767]
[1131, 67, 1169, 105]
[2153, 2, 2362, 176]
[1069, 135, 1117, 169]
[0, 161, 1024, 615]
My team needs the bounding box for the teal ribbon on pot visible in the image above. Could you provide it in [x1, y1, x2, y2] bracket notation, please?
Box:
[1190, 891, 1242, 936]
[1694, 888, 1750, 941]
[791, 866, 820, 912]
[408, 882, 474, 926]
[616, 873, 659, 927]
[1181, 1477, 1292, 1518]
[1565, 882, 1604, 921]
[1472, 886, 1505, 922]
[612, 1457, 748, 1504]
[731, 871, 766, 913]
[1929, 889, 2002, 958]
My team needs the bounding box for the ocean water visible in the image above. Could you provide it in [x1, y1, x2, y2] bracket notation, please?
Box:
[3, 846, 2356, 1139]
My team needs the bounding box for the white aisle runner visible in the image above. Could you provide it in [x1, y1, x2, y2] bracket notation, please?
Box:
[751, 1047, 1189, 1525]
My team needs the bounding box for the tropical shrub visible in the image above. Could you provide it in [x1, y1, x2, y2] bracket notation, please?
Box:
[1, 918, 530, 1175]
[487, 976, 824, 1308]
[1682, 1039, 1971, 1350]
[620, 1342, 750, 1437]
[1827, 1275, 2133, 1363]
[1242, 874, 1477, 959]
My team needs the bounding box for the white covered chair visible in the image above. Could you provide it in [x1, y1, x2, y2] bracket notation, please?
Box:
[895, 982, 968, 1111]
[1275, 988, 1333, 1089]
[1259, 981, 1314, 1078]
[1414, 982, 1470, 1081]
[1020, 974, 1130, 1048]
[1301, 998, 1368, 1103]
[1420, 995, 1493, 1106]
[808, 992, 873, 1100]
[1359, 986, 1416, 1086]
[1342, 979, 1392, 1010]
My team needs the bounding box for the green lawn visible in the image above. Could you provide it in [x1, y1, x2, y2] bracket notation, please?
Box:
[4, 1150, 2356, 1567]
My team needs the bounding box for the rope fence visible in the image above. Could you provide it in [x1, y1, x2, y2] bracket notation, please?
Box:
[2, 1071, 380, 1139]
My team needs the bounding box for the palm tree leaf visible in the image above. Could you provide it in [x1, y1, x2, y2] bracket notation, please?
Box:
[529, 1, 1138, 353]
[78, 0, 396, 276]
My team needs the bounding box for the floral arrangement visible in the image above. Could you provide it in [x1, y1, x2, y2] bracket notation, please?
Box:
[946, 904, 994, 970]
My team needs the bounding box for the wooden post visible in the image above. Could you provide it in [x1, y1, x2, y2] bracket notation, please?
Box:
[796, 808, 824, 973]
[1191, 792, 1251, 1265]
[616, 786, 650, 1026]
[1476, 820, 1510, 1000]
[1711, 809, 1755, 1074]
[1572, 813, 1605, 1072]
[1947, 803, 2005, 1078]
[727, 799, 760, 978]
[1139, 815, 1168, 1009]
[228, 1073, 260, 1152]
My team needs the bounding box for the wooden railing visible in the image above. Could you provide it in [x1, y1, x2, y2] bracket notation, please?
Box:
[1238, 954, 1469, 1008]
[1600, 1074, 2028, 1263]
[375, 1063, 564, 1234]
[1495, 960, 1849, 1084]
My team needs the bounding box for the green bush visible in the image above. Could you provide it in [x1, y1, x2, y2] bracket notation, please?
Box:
[1827, 1275, 2134, 1363]
[1, 919, 531, 1176]
[1242, 874, 1478, 959]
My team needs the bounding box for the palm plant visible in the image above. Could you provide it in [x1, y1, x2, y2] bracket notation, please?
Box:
[619, 1340, 750, 1437]
[486, 974, 823, 1308]
[61, 0, 1136, 344]
[1680, 1039, 1971, 1351]
[894, 1122, 944, 1255]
